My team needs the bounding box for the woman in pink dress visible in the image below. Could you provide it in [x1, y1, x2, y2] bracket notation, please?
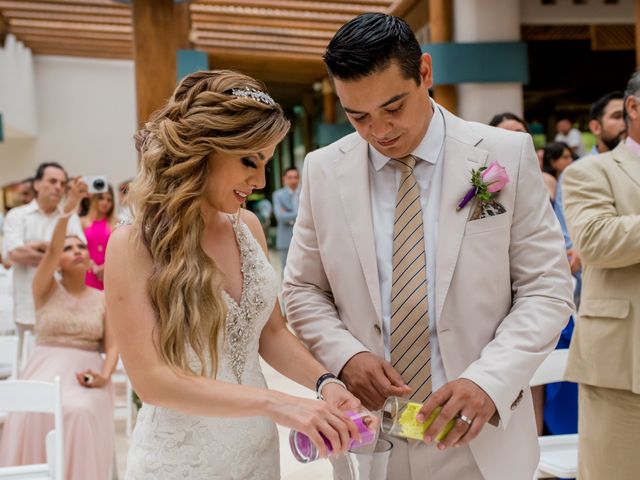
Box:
[80, 185, 116, 290]
[0, 178, 117, 480]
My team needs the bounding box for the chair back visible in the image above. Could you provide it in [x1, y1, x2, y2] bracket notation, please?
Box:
[0, 377, 64, 479]
[0, 336, 19, 379]
[530, 349, 569, 387]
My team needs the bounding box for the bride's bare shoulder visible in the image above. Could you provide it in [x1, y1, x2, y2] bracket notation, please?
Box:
[107, 224, 152, 271]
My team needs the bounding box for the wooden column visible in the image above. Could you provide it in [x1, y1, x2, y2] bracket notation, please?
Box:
[132, 0, 190, 128]
[301, 93, 315, 153]
[0, 13, 9, 46]
[429, 0, 457, 114]
[322, 78, 336, 124]
[636, 0, 640, 68]
[174, 2, 192, 51]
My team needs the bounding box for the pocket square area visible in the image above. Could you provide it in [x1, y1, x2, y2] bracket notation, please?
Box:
[471, 200, 507, 220]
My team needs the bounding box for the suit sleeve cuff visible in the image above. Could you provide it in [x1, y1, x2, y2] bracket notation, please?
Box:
[326, 342, 370, 378]
[458, 369, 516, 431]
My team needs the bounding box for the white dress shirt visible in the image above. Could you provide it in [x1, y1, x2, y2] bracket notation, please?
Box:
[2, 200, 85, 326]
[368, 102, 447, 390]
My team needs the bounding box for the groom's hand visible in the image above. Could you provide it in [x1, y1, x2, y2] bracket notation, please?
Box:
[418, 378, 496, 450]
[339, 352, 411, 410]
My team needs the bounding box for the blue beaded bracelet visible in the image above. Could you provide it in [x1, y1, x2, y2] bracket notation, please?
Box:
[315, 372, 337, 396]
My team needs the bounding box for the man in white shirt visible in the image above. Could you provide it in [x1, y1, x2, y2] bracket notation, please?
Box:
[555, 117, 586, 158]
[2, 162, 85, 346]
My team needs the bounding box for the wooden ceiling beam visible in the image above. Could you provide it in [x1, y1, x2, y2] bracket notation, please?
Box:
[192, 16, 342, 32]
[196, 38, 325, 56]
[2, 10, 131, 24]
[15, 0, 130, 7]
[30, 47, 131, 60]
[190, 4, 354, 24]
[194, 30, 329, 48]
[18, 33, 131, 49]
[388, 0, 421, 16]
[24, 39, 132, 52]
[0, 1, 130, 17]
[325, 0, 391, 5]
[10, 26, 132, 41]
[192, 22, 335, 40]
[207, 48, 324, 66]
[27, 48, 132, 60]
[8, 18, 132, 33]
[193, 0, 386, 15]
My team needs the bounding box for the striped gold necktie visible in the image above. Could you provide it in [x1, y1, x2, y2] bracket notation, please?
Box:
[390, 155, 432, 402]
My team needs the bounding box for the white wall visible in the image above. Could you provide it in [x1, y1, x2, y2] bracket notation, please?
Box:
[0, 34, 38, 137]
[0, 55, 138, 190]
[453, 0, 524, 122]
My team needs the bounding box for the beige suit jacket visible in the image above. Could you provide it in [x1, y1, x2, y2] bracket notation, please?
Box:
[563, 142, 640, 394]
[283, 107, 574, 480]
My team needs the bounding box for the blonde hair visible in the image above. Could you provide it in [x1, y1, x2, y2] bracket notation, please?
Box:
[129, 70, 290, 376]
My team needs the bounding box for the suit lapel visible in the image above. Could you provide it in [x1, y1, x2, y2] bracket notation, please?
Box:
[435, 109, 488, 324]
[334, 138, 383, 323]
[614, 142, 640, 188]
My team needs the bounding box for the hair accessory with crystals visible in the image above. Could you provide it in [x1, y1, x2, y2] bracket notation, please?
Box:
[227, 87, 275, 106]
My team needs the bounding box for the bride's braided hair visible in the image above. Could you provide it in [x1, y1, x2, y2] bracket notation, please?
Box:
[129, 70, 289, 377]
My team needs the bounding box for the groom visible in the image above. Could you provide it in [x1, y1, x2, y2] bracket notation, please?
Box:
[283, 13, 574, 480]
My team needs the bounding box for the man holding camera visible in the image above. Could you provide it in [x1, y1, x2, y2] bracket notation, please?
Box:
[2, 162, 85, 358]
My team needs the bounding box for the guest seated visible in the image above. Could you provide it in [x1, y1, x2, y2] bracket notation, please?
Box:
[0, 178, 117, 480]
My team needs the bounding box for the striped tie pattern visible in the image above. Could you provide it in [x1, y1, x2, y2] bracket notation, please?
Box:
[390, 155, 432, 403]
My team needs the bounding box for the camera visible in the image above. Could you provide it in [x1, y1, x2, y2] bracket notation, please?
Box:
[83, 176, 108, 194]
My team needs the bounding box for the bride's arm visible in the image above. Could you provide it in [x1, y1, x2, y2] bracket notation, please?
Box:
[104, 223, 358, 455]
[259, 302, 362, 410]
[241, 211, 361, 409]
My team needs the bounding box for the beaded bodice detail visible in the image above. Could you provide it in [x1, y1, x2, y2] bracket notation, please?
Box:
[125, 213, 281, 479]
[35, 284, 105, 351]
[221, 214, 276, 383]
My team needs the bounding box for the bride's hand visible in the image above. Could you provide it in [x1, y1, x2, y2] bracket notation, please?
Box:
[267, 393, 361, 458]
[320, 382, 361, 411]
[321, 384, 381, 435]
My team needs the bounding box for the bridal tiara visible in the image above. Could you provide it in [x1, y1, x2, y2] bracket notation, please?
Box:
[228, 87, 275, 106]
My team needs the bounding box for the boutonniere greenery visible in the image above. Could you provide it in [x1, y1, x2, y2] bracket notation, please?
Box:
[457, 161, 509, 211]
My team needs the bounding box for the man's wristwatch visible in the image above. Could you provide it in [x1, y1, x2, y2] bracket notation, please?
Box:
[315, 372, 347, 400]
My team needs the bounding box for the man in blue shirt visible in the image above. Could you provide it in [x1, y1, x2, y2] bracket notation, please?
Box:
[272, 167, 300, 271]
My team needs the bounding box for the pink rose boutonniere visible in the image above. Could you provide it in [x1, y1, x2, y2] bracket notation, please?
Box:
[456, 161, 509, 211]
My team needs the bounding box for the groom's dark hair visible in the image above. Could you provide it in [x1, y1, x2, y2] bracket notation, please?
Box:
[323, 13, 423, 85]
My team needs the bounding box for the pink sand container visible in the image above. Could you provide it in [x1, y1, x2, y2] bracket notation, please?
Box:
[289, 410, 378, 463]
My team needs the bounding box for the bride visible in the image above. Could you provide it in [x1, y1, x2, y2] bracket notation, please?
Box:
[105, 70, 362, 479]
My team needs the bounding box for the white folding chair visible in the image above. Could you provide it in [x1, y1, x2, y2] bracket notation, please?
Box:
[0, 336, 20, 428]
[0, 377, 64, 479]
[0, 336, 19, 380]
[530, 349, 578, 479]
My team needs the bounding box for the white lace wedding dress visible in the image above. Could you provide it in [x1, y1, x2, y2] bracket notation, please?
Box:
[125, 216, 281, 479]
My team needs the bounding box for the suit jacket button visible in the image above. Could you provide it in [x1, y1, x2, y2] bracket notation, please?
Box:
[374, 325, 382, 335]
